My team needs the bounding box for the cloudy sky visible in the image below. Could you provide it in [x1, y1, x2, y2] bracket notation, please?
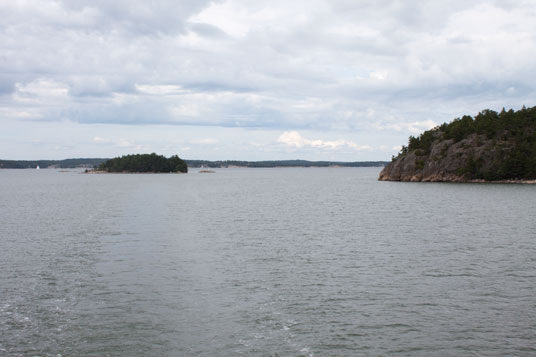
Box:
[1, 0, 536, 160]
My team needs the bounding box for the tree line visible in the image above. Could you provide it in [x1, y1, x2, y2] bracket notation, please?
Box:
[98, 153, 188, 173]
[396, 105, 536, 180]
[0, 158, 106, 169]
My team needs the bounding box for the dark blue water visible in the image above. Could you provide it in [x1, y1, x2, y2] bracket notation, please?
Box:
[1, 168, 535, 356]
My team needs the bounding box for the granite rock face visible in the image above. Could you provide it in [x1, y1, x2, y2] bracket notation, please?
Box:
[379, 134, 511, 182]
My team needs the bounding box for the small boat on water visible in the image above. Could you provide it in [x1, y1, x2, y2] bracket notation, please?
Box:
[199, 165, 215, 173]
[36, 165, 40, 170]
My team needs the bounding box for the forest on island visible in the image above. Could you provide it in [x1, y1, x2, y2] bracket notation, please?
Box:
[394, 105, 536, 180]
[98, 153, 188, 173]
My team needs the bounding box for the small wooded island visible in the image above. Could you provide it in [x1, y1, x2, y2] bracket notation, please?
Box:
[93, 153, 188, 173]
[379, 106, 536, 182]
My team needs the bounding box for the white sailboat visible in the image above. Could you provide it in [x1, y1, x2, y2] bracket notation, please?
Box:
[36, 165, 40, 170]
[199, 164, 215, 173]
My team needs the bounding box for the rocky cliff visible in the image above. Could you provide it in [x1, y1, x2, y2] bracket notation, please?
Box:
[379, 106, 536, 182]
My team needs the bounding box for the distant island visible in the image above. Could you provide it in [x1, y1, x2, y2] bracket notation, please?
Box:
[95, 153, 188, 173]
[379, 106, 536, 182]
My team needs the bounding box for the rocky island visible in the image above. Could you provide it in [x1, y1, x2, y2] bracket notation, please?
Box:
[379, 106, 536, 182]
[93, 153, 188, 173]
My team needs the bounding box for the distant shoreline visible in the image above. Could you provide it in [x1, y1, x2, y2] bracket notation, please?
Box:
[1, 158, 389, 169]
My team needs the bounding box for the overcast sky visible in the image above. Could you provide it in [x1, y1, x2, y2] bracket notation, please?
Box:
[1, 0, 536, 160]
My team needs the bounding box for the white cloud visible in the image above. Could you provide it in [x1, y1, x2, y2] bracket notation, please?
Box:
[92, 136, 146, 150]
[278, 131, 371, 151]
[0, 107, 42, 119]
[374, 120, 438, 134]
[92, 136, 108, 143]
[369, 71, 388, 81]
[190, 138, 218, 144]
[136, 84, 186, 96]
[170, 103, 200, 117]
[14, 79, 69, 103]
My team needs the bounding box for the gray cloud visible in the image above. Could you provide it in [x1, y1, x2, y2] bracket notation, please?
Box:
[58, 0, 218, 35]
[0, 75, 16, 96]
[2, 0, 536, 159]
[188, 22, 229, 38]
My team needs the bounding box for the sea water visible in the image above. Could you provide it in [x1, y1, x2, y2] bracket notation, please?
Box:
[1, 167, 535, 356]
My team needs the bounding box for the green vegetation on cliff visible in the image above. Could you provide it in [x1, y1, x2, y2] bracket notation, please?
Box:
[382, 106, 536, 181]
[98, 153, 187, 173]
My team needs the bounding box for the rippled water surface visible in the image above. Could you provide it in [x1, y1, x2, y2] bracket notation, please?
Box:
[1, 167, 535, 356]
